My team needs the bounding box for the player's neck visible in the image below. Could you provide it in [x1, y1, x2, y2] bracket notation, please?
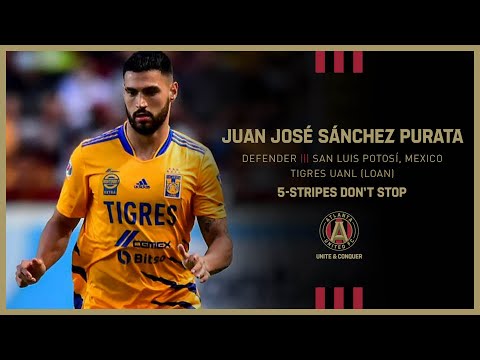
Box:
[126, 122, 170, 160]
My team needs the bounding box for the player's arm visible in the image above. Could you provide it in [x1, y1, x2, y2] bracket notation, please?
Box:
[198, 216, 233, 275]
[16, 210, 80, 287]
[16, 144, 87, 288]
[37, 210, 80, 270]
[184, 148, 233, 282]
[178, 216, 232, 283]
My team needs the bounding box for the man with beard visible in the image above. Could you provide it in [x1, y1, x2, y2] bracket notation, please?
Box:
[14, 51, 233, 309]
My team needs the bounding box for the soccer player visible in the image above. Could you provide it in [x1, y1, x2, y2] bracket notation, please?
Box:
[15, 51, 233, 309]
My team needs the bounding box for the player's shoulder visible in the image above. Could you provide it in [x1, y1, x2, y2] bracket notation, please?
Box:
[80, 125, 122, 149]
[171, 129, 209, 155]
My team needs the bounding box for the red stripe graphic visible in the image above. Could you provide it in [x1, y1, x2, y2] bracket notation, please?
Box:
[353, 51, 363, 73]
[315, 51, 364, 73]
[316, 286, 364, 309]
[334, 287, 344, 309]
[315, 51, 325, 73]
[315, 287, 325, 309]
[334, 51, 344, 73]
[353, 287, 363, 309]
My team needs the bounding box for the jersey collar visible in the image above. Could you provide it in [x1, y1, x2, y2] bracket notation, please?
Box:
[118, 122, 173, 158]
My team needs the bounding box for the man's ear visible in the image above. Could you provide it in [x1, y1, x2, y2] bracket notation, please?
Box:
[169, 81, 179, 101]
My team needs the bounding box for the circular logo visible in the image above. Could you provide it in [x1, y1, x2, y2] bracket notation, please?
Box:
[167, 182, 179, 194]
[319, 211, 359, 251]
[103, 174, 120, 189]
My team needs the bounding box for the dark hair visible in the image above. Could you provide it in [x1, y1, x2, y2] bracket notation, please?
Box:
[123, 51, 173, 77]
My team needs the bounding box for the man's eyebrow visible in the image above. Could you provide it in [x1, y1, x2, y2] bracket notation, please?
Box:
[124, 86, 160, 92]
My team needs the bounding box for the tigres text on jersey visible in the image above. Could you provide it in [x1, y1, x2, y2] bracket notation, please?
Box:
[57, 122, 226, 309]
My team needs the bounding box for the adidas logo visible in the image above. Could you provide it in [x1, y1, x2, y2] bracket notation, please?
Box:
[134, 178, 151, 189]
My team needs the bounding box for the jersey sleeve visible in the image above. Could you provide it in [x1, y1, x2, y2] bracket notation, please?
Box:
[56, 144, 89, 218]
[193, 149, 227, 218]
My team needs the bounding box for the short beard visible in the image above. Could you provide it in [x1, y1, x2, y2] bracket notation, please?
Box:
[126, 99, 170, 136]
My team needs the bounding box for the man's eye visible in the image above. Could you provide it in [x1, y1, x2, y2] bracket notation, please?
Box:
[144, 90, 158, 96]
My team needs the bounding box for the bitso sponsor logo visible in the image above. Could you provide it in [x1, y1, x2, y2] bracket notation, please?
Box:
[115, 230, 171, 265]
[117, 250, 132, 265]
[319, 211, 359, 252]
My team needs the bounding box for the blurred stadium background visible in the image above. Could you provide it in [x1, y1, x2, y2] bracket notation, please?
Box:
[6, 51, 322, 309]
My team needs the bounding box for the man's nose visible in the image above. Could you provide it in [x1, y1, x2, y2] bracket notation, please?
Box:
[136, 94, 147, 108]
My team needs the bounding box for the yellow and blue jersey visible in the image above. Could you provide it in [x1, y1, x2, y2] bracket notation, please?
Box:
[57, 122, 226, 309]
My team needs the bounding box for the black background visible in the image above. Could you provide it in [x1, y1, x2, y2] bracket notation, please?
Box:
[356, 51, 473, 308]
[224, 51, 474, 309]
[268, 51, 474, 309]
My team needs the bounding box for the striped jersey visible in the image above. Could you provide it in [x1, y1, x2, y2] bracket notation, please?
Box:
[56, 122, 226, 309]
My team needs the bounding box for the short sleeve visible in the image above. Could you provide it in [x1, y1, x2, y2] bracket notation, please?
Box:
[193, 149, 226, 218]
[56, 144, 89, 218]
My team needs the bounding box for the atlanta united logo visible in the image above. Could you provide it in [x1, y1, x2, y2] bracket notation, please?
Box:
[319, 211, 359, 251]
